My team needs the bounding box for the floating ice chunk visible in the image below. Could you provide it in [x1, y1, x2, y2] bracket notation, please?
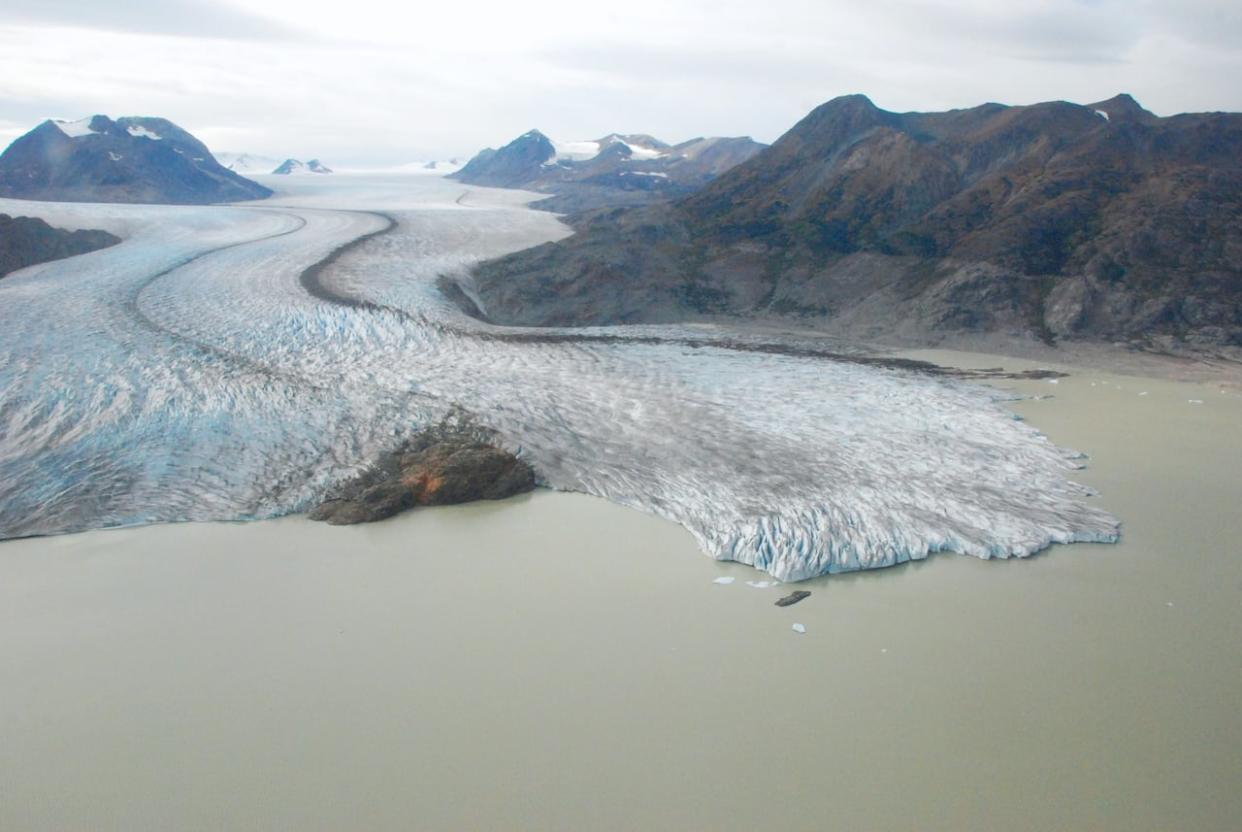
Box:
[791, 623, 806, 634]
[1047, 378, 1059, 384]
[745, 580, 773, 588]
[880, 648, 888, 653]
[712, 577, 735, 585]
[1166, 601, 1175, 607]
[1188, 399, 1204, 404]
[1139, 391, 1149, 396]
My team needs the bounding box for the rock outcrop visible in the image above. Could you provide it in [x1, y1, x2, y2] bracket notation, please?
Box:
[449, 130, 766, 213]
[0, 214, 120, 279]
[458, 94, 1242, 352]
[309, 411, 536, 525]
[0, 115, 272, 204]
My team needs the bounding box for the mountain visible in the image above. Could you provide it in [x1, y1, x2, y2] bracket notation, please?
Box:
[448, 130, 766, 212]
[273, 158, 334, 175]
[459, 94, 1242, 352]
[215, 152, 282, 175]
[421, 159, 462, 172]
[0, 116, 272, 204]
[450, 131, 557, 188]
[0, 214, 119, 279]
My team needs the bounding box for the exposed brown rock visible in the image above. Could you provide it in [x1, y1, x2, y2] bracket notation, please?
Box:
[309, 410, 536, 525]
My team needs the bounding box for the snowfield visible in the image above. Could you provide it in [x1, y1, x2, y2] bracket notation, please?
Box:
[52, 117, 99, 138]
[0, 175, 1118, 579]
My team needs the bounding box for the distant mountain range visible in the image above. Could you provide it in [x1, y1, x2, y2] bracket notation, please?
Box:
[459, 94, 1242, 352]
[0, 116, 271, 205]
[449, 130, 766, 212]
[215, 152, 282, 175]
[273, 158, 333, 175]
[0, 213, 119, 279]
[420, 159, 463, 172]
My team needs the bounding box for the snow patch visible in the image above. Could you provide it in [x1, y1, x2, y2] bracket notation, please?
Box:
[108, 152, 123, 162]
[551, 139, 601, 161]
[52, 117, 100, 139]
[127, 124, 162, 140]
[1095, 109, 1110, 121]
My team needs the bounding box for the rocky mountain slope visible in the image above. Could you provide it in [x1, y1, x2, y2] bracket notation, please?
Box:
[461, 94, 1242, 351]
[0, 116, 272, 204]
[0, 213, 119, 279]
[449, 130, 765, 212]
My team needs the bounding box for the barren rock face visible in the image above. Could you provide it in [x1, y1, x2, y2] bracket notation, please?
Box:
[398, 443, 535, 506]
[309, 413, 536, 525]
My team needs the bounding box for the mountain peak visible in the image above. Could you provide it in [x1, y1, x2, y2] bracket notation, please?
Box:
[773, 93, 894, 156]
[811, 94, 882, 117]
[272, 158, 333, 175]
[1088, 93, 1156, 123]
[0, 115, 271, 204]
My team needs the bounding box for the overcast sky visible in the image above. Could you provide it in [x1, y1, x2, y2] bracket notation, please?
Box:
[1, 0, 1240, 165]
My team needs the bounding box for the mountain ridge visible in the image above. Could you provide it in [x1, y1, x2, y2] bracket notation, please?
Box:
[449, 129, 766, 212]
[0, 116, 271, 204]
[459, 93, 1242, 352]
[0, 213, 120, 279]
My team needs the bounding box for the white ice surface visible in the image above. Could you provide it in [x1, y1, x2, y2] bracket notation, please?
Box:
[52, 117, 99, 138]
[623, 144, 664, 160]
[126, 124, 162, 140]
[551, 139, 601, 161]
[0, 175, 1119, 580]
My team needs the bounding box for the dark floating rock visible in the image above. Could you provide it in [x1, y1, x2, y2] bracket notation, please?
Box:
[309, 408, 536, 525]
[775, 590, 811, 607]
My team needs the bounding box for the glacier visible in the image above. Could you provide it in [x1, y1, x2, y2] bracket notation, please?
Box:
[0, 174, 1118, 580]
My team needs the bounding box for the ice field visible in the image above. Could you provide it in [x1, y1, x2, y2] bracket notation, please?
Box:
[0, 175, 1118, 579]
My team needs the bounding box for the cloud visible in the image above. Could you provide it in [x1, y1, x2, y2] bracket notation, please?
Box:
[1, 0, 301, 41]
[0, 0, 1240, 165]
